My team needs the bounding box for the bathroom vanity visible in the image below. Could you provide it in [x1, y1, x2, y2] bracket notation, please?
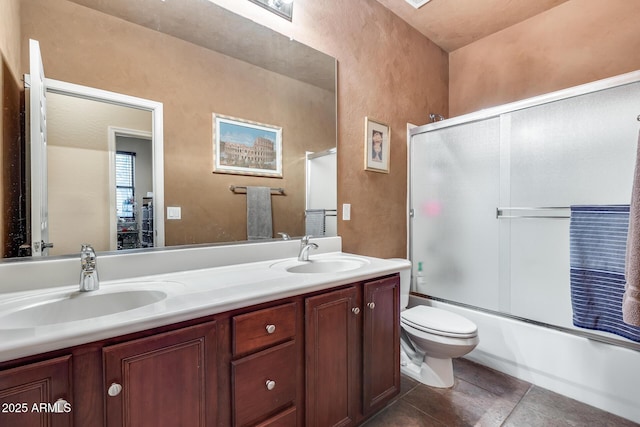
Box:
[0, 243, 406, 427]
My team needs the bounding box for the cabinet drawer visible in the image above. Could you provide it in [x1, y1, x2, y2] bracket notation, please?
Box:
[255, 406, 297, 427]
[233, 302, 296, 356]
[232, 341, 296, 427]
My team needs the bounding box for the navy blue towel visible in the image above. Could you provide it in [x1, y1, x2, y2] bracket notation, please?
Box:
[570, 205, 640, 342]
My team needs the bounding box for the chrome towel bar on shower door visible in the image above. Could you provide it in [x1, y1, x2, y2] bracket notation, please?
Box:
[496, 207, 571, 219]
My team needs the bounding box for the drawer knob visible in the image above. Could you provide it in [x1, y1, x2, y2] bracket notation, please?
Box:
[53, 398, 69, 413]
[265, 380, 276, 391]
[368, 302, 375, 309]
[108, 382, 123, 397]
[352, 307, 360, 315]
[265, 324, 276, 334]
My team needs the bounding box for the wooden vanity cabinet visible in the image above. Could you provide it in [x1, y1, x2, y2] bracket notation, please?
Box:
[231, 302, 300, 427]
[305, 286, 360, 426]
[102, 321, 217, 427]
[0, 273, 399, 427]
[0, 355, 73, 427]
[305, 275, 400, 427]
[362, 276, 400, 415]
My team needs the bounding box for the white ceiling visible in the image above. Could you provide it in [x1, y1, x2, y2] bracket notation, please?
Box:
[377, 0, 570, 52]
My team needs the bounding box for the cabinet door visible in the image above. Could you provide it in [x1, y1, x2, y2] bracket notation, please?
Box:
[363, 276, 400, 414]
[0, 355, 72, 427]
[103, 321, 217, 427]
[305, 286, 359, 427]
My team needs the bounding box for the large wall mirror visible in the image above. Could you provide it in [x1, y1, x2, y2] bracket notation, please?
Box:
[2, 0, 337, 259]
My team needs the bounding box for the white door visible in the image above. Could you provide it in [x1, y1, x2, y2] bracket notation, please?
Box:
[28, 39, 52, 256]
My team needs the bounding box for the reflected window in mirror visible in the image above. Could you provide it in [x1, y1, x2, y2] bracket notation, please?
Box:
[116, 151, 136, 220]
[248, 0, 294, 21]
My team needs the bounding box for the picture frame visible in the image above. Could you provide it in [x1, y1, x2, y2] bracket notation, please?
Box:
[364, 117, 390, 173]
[212, 114, 283, 178]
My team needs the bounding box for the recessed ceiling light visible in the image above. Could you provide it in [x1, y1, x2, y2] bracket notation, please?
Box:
[404, 0, 432, 9]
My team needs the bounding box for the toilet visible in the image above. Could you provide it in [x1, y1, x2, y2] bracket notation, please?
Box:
[393, 260, 479, 388]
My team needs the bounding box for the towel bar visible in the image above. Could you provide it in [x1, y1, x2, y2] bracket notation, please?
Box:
[496, 207, 570, 219]
[305, 209, 337, 217]
[229, 185, 285, 195]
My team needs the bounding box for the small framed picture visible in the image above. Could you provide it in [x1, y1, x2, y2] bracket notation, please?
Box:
[364, 117, 390, 173]
[212, 114, 283, 178]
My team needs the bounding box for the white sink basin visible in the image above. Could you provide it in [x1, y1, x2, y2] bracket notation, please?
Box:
[272, 256, 368, 274]
[0, 282, 179, 329]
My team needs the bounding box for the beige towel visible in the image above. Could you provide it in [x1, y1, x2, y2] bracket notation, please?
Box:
[622, 131, 640, 326]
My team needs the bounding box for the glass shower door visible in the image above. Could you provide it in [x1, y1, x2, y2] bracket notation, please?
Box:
[507, 82, 640, 328]
[410, 118, 501, 310]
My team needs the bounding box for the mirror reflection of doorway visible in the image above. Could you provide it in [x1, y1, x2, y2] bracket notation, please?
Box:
[114, 133, 153, 251]
[46, 93, 153, 255]
[305, 148, 337, 236]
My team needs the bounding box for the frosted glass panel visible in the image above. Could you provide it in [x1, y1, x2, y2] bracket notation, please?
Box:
[508, 220, 574, 327]
[509, 82, 639, 207]
[411, 76, 640, 345]
[411, 118, 501, 310]
[508, 82, 640, 326]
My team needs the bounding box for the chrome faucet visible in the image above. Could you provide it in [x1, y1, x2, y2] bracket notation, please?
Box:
[298, 235, 318, 261]
[79, 244, 100, 292]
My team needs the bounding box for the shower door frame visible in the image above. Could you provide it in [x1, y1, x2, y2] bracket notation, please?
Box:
[408, 69, 640, 351]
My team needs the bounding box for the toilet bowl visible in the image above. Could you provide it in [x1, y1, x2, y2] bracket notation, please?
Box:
[400, 305, 478, 387]
[389, 258, 479, 388]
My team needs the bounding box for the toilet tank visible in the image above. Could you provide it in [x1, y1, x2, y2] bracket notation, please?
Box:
[388, 258, 412, 310]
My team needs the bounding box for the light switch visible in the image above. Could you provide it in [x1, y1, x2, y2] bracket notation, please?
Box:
[342, 204, 351, 221]
[167, 206, 181, 220]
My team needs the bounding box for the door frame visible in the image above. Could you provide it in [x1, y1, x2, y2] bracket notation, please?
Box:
[28, 77, 166, 249]
[108, 127, 153, 250]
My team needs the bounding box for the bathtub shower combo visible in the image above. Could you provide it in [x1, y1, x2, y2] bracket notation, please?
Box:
[406, 70, 640, 421]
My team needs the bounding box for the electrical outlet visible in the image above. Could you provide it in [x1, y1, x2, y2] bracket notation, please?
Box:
[342, 204, 351, 221]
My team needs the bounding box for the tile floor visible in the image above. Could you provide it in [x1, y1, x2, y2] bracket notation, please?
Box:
[364, 358, 639, 427]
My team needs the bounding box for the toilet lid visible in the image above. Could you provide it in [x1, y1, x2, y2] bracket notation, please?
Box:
[401, 306, 477, 338]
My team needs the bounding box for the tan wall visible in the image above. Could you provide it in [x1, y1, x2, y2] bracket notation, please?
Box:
[19, 0, 336, 248]
[295, 1, 448, 258]
[450, 0, 640, 116]
[0, 0, 20, 78]
[305, 2, 448, 258]
[1, 0, 22, 258]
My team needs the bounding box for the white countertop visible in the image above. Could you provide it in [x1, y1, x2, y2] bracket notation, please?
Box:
[0, 252, 410, 363]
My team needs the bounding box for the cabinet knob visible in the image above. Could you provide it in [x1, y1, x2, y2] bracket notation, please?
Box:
[367, 302, 375, 309]
[108, 382, 123, 397]
[265, 324, 276, 334]
[352, 307, 360, 315]
[265, 380, 276, 391]
[53, 398, 69, 413]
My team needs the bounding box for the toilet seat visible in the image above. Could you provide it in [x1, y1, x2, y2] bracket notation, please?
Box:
[401, 306, 477, 339]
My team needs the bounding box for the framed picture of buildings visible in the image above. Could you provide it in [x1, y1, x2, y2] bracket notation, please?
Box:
[212, 114, 283, 178]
